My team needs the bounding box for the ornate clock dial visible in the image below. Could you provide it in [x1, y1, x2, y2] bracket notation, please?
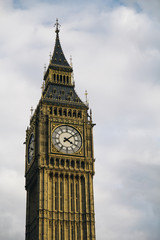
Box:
[28, 134, 34, 164]
[52, 125, 82, 154]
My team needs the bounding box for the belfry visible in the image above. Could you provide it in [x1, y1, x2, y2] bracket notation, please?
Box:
[25, 19, 96, 240]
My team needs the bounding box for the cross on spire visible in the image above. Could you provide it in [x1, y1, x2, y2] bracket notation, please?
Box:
[54, 18, 61, 34]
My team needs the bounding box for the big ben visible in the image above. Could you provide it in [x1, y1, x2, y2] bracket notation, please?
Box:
[25, 19, 96, 240]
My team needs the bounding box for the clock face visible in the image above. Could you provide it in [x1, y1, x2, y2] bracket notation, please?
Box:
[52, 125, 82, 154]
[28, 134, 34, 164]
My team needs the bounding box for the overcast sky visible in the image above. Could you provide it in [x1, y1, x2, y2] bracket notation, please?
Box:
[0, 0, 160, 239]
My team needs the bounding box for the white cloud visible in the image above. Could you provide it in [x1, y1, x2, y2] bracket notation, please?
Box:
[0, 0, 160, 239]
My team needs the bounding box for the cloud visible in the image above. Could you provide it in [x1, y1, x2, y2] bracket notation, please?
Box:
[0, 0, 160, 239]
[122, 0, 160, 20]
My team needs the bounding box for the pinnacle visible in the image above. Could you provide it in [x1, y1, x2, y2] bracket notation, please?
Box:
[50, 19, 71, 68]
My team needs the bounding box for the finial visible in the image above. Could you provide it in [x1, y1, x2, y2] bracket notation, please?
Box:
[30, 106, 34, 117]
[54, 18, 61, 34]
[85, 90, 89, 107]
[49, 52, 52, 61]
[44, 64, 46, 76]
[70, 55, 73, 67]
[70, 55, 74, 84]
[90, 109, 92, 121]
[41, 81, 45, 96]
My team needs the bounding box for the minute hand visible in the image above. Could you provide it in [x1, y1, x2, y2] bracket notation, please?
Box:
[64, 132, 78, 142]
[64, 137, 73, 144]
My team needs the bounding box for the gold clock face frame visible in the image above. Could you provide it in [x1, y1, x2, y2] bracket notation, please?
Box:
[52, 125, 82, 154]
[28, 134, 34, 164]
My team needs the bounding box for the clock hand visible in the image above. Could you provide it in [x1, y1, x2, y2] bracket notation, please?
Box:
[64, 137, 73, 144]
[64, 132, 78, 142]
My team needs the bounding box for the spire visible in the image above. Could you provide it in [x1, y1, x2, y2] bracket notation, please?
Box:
[55, 18, 61, 35]
[50, 19, 71, 68]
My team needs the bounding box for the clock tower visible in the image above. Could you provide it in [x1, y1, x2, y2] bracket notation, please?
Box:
[25, 20, 96, 240]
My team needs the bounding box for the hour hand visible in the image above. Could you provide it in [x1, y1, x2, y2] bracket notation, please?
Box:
[64, 132, 77, 142]
[64, 137, 72, 144]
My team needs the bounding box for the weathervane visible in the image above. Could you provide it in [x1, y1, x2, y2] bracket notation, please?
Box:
[54, 18, 61, 33]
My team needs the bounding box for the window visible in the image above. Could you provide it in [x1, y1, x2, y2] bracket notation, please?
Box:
[76, 183, 79, 212]
[63, 109, 67, 116]
[56, 158, 59, 167]
[71, 226, 74, 240]
[61, 159, 64, 167]
[81, 161, 85, 169]
[78, 111, 82, 118]
[49, 107, 52, 114]
[68, 109, 72, 117]
[71, 182, 73, 211]
[50, 158, 54, 165]
[57, 74, 59, 82]
[60, 181, 63, 210]
[59, 108, 62, 116]
[55, 224, 57, 240]
[54, 107, 57, 115]
[81, 176, 85, 213]
[76, 160, 79, 169]
[66, 159, 69, 168]
[67, 76, 69, 84]
[71, 160, 75, 168]
[60, 75, 62, 83]
[77, 225, 79, 240]
[63, 75, 65, 84]
[61, 225, 63, 240]
[55, 181, 58, 210]
[73, 110, 76, 117]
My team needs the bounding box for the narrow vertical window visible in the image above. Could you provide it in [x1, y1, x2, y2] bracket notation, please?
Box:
[68, 109, 72, 117]
[81, 177, 86, 213]
[54, 107, 57, 115]
[49, 107, 52, 114]
[59, 108, 62, 116]
[72, 226, 74, 240]
[73, 110, 76, 117]
[77, 225, 79, 240]
[63, 75, 65, 84]
[55, 224, 57, 240]
[61, 224, 63, 240]
[63, 109, 67, 116]
[76, 183, 79, 212]
[60, 75, 62, 83]
[60, 181, 63, 210]
[55, 181, 58, 210]
[78, 111, 82, 118]
[67, 76, 69, 84]
[71, 182, 73, 211]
